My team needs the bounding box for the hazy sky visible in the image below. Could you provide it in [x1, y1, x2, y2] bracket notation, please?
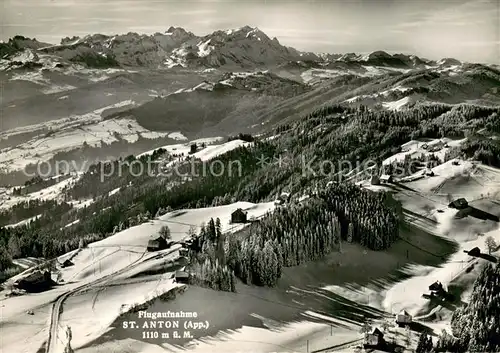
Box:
[1, 0, 499, 63]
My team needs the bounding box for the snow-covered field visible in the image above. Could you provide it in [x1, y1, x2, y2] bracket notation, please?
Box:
[59, 276, 183, 350]
[137, 137, 224, 158]
[0, 201, 275, 353]
[382, 96, 411, 111]
[301, 65, 410, 84]
[0, 100, 186, 173]
[137, 139, 252, 169]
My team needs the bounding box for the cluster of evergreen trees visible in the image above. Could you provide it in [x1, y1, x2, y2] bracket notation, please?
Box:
[0, 199, 72, 227]
[460, 137, 500, 168]
[190, 258, 236, 292]
[416, 332, 434, 353]
[189, 182, 399, 288]
[187, 218, 237, 292]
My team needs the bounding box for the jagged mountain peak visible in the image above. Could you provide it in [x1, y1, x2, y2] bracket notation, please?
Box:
[205, 25, 272, 43]
[438, 57, 462, 67]
[365, 50, 392, 60]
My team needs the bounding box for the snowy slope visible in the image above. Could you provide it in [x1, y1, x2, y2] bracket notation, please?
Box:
[136, 137, 224, 158]
[191, 139, 253, 161]
[0, 201, 275, 353]
[382, 96, 411, 111]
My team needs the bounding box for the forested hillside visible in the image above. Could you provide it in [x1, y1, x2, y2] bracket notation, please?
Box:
[1, 102, 499, 277]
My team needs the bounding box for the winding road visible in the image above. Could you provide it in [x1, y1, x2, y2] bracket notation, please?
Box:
[45, 246, 181, 352]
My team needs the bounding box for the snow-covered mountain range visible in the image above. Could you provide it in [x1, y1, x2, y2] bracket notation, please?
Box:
[0, 26, 469, 71]
[1, 25, 499, 186]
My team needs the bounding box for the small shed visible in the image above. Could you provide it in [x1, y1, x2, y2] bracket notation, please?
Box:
[147, 236, 168, 252]
[231, 208, 248, 224]
[452, 160, 460, 166]
[61, 259, 74, 268]
[425, 169, 435, 177]
[364, 328, 384, 348]
[449, 198, 468, 209]
[370, 175, 381, 185]
[380, 174, 393, 183]
[174, 270, 190, 284]
[396, 310, 412, 326]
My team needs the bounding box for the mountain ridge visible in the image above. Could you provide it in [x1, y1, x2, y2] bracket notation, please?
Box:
[1, 26, 468, 71]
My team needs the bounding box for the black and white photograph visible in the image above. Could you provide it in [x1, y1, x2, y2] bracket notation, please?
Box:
[0, 0, 499, 352]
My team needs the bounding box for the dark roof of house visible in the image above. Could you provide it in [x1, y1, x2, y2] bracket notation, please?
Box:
[232, 208, 247, 215]
[62, 259, 74, 266]
[372, 328, 384, 336]
[429, 281, 443, 291]
[449, 198, 468, 207]
[468, 247, 481, 255]
[147, 239, 162, 248]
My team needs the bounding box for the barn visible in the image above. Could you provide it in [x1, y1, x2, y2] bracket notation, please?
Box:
[396, 310, 412, 326]
[231, 208, 248, 224]
[466, 247, 481, 257]
[448, 198, 468, 209]
[147, 236, 169, 252]
[364, 328, 384, 348]
[14, 270, 53, 292]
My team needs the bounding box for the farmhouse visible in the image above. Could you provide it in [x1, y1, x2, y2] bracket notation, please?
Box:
[396, 310, 412, 326]
[428, 141, 444, 152]
[14, 270, 53, 292]
[231, 208, 247, 224]
[364, 328, 385, 348]
[147, 236, 169, 252]
[449, 198, 468, 209]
